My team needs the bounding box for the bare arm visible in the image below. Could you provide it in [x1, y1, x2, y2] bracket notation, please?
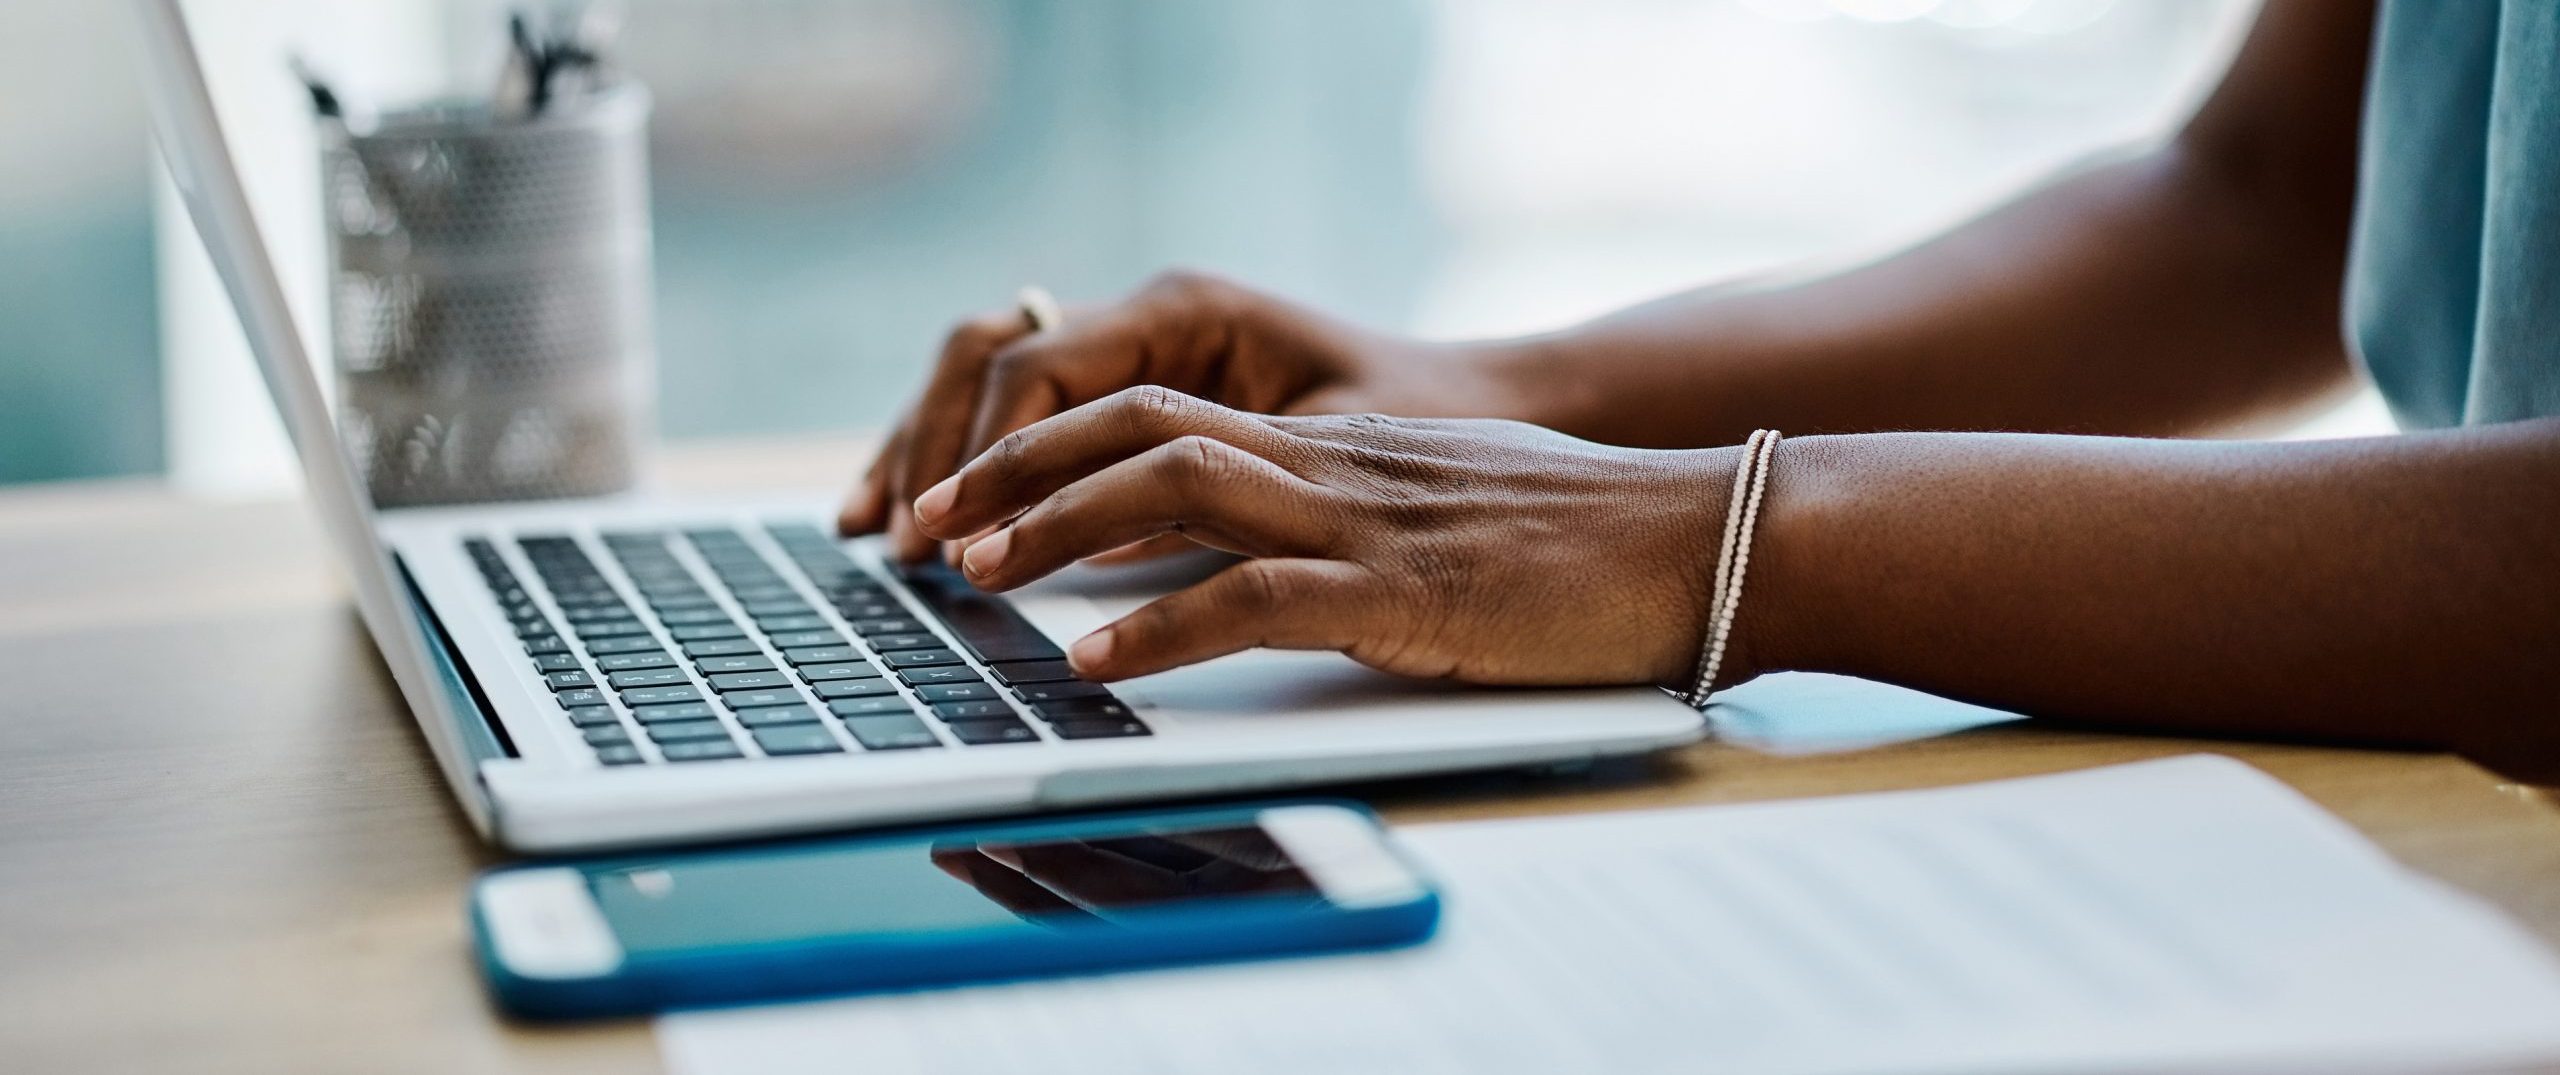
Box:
[1743, 422, 2560, 779]
[1494, 0, 2376, 447]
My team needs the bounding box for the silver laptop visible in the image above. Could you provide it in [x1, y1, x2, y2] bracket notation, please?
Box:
[134, 0, 1704, 852]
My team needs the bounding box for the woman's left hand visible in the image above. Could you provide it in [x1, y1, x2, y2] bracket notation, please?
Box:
[907, 386, 1740, 687]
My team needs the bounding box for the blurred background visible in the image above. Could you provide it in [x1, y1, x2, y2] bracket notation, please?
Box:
[5, 0, 2375, 495]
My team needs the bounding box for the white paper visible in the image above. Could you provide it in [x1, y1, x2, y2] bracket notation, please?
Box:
[660, 756, 2560, 1075]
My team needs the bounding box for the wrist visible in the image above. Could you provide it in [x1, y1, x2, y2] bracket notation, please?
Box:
[1469, 334, 1603, 435]
[1654, 433, 1805, 697]
[1638, 445, 1744, 691]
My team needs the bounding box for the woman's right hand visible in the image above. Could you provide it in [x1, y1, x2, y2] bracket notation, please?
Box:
[838, 269, 1539, 561]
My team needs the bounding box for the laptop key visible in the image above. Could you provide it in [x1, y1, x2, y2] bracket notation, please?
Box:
[582, 725, 632, 747]
[555, 688, 605, 708]
[532, 653, 582, 673]
[708, 671, 792, 692]
[989, 660, 1078, 686]
[585, 636, 662, 656]
[841, 715, 943, 751]
[683, 638, 761, 658]
[756, 614, 831, 633]
[595, 651, 675, 672]
[797, 662, 879, 683]
[720, 688, 804, 710]
[734, 704, 819, 728]
[1050, 717, 1151, 739]
[607, 668, 689, 690]
[630, 701, 716, 724]
[862, 633, 943, 653]
[740, 599, 812, 617]
[660, 740, 744, 763]
[620, 685, 704, 707]
[523, 635, 571, 656]
[829, 696, 917, 718]
[752, 724, 844, 756]
[945, 719, 1039, 745]
[563, 705, 620, 728]
[656, 607, 732, 626]
[930, 700, 1012, 721]
[782, 645, 861, 665]
[894, 562, 1068, 663]
[594, 744, 647, 766]
[668, 621, 746, 642]
[560, 603, 633, 624]
[846, 618, 925, 637]
[646, 720, 732, 743]
[1030, 699, 1136, 722]
[895, 666, 978, 688]
[515, 619, 559, 640]
[544, 671, 597, 691]
[833, 599, 905, 621]
[882, 648, 964, 669]
[768, 630, 846, 649]
[693, 654, 777, 675]
[811, 678, 898, 700]
[1013, 681, 1113, 704]
[918, 683, 997, 703]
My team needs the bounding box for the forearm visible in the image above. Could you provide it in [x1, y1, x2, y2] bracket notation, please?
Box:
[1490, 145, 2356, 448]
[1741, 422, 2560, 777]
[1477, 0, 2373, 450]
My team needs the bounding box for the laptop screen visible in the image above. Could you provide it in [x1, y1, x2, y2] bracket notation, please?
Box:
[131, 0, 496, 834]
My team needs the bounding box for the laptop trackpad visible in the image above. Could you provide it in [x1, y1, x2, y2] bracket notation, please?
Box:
[1006, 551, 1459, 720]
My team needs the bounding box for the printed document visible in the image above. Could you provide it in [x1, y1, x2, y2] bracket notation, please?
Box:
[660, 756, 2560, 1074]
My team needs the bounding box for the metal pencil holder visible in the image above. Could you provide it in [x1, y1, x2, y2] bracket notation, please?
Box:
[322, 87, 654, 507]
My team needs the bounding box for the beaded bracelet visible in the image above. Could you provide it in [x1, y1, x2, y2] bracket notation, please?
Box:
[1685, 429, 1782, 708]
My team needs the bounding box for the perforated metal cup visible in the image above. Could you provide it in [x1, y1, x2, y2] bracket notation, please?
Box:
[322, 87, 653, 506]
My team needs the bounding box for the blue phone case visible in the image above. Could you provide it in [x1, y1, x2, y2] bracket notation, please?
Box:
[471, 800, 1440, 1019]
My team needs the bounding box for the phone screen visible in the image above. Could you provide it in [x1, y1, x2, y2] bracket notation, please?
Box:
[590, 823, 1325, 956]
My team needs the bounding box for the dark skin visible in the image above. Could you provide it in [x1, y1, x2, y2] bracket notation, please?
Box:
[845, 0, 2560, 780]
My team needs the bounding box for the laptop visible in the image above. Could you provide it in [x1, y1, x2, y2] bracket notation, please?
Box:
[133, 0, 1705, 852]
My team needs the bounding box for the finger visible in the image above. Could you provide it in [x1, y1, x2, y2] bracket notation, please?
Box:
[957, 436, 1335, 591]
[835, 425, 909, 536]
[955, 285, 1229, 467]
[1081, 533, 1196, 567]
[929, 846, 1095, 921]
[1068, 559, 1373, 680]
[889, 311, 1036, 559]
[986, 840, 1191, 908]
[912, 386, 1296, 541]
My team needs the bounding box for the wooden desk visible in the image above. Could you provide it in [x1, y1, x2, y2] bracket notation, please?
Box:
[5, 436, 2558, 1075]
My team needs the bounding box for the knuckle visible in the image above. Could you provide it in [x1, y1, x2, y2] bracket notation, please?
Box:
[1142, 266, 1227, 303]
[940, 313, 1013, 360]
[1114, 384, 1198, 435]
[1162, 435, 1242, 494]
[1230, 561, 1294, 616]
[984, 340, 1045, 384]
[978, 429, 1031, 484]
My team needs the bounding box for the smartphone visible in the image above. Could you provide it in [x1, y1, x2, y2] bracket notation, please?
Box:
[469, 802, 1440, 1019]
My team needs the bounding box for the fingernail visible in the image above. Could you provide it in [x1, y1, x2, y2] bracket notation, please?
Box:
[962, 529, 1011, 578]
[913, 478, 957, 527]
[1068, 628, 1115, 674]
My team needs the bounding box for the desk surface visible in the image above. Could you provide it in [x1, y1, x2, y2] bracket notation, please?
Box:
[5, 436, 2558, 1075]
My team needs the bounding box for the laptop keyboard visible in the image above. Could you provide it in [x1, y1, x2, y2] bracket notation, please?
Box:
[462, 523, 1147, 766]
